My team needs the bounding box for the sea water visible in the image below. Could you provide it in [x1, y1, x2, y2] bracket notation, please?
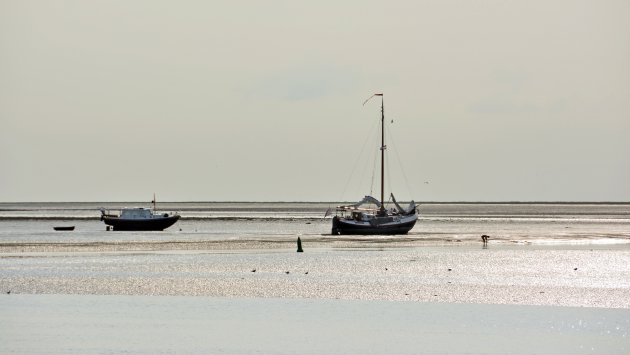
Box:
[2, 295, 629, 354]
[1, 202, 629, 354]
[1, 201, 630, 243]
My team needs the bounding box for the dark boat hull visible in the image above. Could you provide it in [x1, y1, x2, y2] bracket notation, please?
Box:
[54, 226, 75, 231]
[103, 215, 180, 231]
[332, 215, 417, 235]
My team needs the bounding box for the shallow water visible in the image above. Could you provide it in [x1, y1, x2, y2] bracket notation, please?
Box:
[1, 294, 628, 354]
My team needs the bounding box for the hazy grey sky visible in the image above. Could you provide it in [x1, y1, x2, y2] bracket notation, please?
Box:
[1, 0, 629, 202]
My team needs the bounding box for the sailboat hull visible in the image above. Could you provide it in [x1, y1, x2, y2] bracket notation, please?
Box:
[332, 214, 417, 235]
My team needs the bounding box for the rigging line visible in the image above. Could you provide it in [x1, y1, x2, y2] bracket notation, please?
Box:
[338, 116, 379, 202]
[386, 144, 392, 206]
[386, 121, 417, 200]
[358, 137, 377, 200]
[369, 141, 379, 196]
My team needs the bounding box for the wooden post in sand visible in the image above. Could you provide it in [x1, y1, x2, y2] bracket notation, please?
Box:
[297, 237, 303, 252]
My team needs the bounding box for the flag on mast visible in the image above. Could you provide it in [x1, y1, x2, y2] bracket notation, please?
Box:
[363, 93, 383, 105]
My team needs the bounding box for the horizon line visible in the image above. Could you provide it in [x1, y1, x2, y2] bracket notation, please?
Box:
[1, 200, 630, 205]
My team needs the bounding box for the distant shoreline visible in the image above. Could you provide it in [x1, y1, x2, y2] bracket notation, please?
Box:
[2, 201, 630, 205]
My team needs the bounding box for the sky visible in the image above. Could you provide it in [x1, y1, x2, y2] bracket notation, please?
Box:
[1, 0, 629, 202]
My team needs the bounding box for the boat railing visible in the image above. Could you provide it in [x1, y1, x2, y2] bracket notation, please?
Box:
[99, 208, 118, 220]
[155, 211, 179, 218]
[99, 208, 179, 218]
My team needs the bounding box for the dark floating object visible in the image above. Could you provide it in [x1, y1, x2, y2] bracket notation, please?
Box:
[54, 226, 75, 231]
[448, 268, 452, 271]
[574, 268, 578, 271]
[305, 271, 309, 275]
[251, 269, 256, 273]
[297, 237, 303, 253]
[285, 271, 290, 274]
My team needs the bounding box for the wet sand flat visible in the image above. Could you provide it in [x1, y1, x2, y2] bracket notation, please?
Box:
[2, 240, 629, 308]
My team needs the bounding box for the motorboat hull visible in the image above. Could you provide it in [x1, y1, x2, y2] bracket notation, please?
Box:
[102, 215, 180, 231]
[332, 214, 417, 235]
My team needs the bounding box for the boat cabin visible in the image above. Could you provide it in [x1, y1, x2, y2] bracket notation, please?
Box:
[120, 208, 157, 219]
[335, 207, 376, 221]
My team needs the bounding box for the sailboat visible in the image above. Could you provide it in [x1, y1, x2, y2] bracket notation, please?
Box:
[331, 94, 418, 235]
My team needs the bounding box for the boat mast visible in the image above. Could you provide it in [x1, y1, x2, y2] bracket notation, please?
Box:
[363, 93, 386, 213]
[379, 94, 385, 211]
